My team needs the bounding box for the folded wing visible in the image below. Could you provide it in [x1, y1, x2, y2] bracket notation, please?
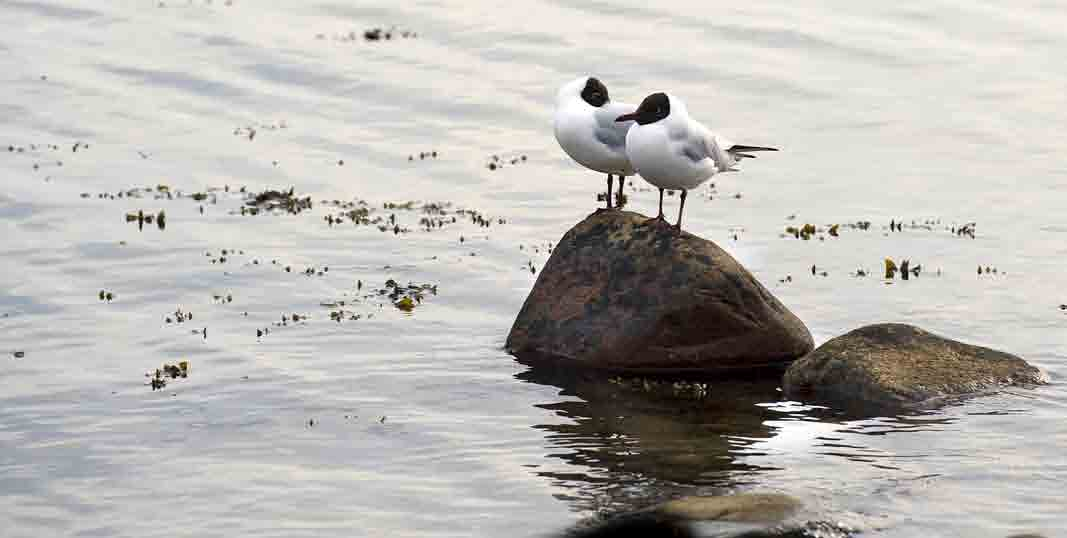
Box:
[593, 102, 634, 150]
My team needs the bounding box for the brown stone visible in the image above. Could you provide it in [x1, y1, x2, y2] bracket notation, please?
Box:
[783, 323, 1048, 410]
[506, 210, 813, 373]
[566, 493, 803, 538]
[653, 493, 802, 523]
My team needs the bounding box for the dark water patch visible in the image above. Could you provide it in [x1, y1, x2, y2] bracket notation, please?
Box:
[196, 34, 244, 48]
[5, 0, 102, 20]
[100, 65, 246, 98]
[243, 62, 354, 93]
[515, 362, 790, 514]
[0, 198, 40, 221]
[156, 0, 235, 10]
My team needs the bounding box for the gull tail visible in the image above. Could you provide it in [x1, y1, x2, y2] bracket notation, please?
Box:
[728, 144, 778, 153]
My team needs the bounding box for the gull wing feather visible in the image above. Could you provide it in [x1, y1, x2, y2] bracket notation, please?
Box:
[679, 125, 734, 171]
[592, 102, 634, 150]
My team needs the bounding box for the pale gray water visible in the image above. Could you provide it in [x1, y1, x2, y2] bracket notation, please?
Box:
[1, 1, 1065, 537]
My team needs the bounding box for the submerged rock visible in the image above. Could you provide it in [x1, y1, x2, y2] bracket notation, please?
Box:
[567, 493, 805, 538]
[506, 210, 813, 373]
[783, 323, 1048, 410]
[654, 493, 801, 524]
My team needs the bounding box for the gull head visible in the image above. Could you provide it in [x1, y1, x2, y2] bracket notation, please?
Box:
[616, 92, 680, 125]
[558, 76, 610, 108]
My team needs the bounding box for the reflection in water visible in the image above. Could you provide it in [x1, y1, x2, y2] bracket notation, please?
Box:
[518, 361, 969, 533]
[516, 363, 789, 514]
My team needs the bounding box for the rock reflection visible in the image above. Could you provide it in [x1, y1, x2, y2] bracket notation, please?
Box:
[516, 363, 789, 514]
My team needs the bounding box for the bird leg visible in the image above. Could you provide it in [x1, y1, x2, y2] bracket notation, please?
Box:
[615, 176, 626, 209]
[605, 174, 614, 210]
[675, 189, 687, 232]
[644, 187, 667, 226]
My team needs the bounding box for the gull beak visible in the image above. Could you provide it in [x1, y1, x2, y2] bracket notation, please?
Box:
[615, 113, 637, 123]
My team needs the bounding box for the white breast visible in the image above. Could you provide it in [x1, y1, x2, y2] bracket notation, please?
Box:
[626, 121, 716, 191]
[553, 101, 634, 176]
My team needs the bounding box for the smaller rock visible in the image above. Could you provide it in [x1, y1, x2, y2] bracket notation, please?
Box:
[655, 493, 801, 523]
[565, 493, 803, 538]
[566, 512, 695, 538]
[784, 323, 1047, 411]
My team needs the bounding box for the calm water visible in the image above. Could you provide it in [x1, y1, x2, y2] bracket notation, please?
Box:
[1, 1, 1065, 537]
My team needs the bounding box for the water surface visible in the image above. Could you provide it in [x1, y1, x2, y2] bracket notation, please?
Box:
[1, 1, 1065, 537]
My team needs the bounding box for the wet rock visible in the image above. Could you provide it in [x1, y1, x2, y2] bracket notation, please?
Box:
[654, 493, 801, 524]
[567, 493, 805, 538]
[507, 210, 813, 373]
[784, 323, 1048, 410]
[566, 512, 695, 538]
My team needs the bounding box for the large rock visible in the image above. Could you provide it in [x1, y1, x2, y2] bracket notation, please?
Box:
[506, 210, 813, 373]
[783, 323, 1048, 410]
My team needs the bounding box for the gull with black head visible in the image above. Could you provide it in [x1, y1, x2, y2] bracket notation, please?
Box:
[616, 92, 778, 231]
[554, 77, 636, 210]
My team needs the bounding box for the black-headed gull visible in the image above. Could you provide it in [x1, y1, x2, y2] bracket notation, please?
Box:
[554, 76, 636, 210]
[616, 92, 777, 230]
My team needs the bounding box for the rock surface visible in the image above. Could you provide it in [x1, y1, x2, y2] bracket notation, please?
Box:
[783, 323, 1048, 410]
[566, 493, 805, 538]
[654, 493, 802, 523]
[506, 210, 813, 373]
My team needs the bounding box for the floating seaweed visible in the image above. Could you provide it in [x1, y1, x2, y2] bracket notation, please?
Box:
[243, 187, 312, 215]
[124, 209, 167, 231]
[884, 258, 922, 280]
[955, 222, 977, 238]
[485, 153, 528, 171]
[233, 121, 286, 141]
[608, 375, 710, 399]
[165, 308, 193, 324]
[379, 279, 437, 312]
[147, 361, 189, 391]
[361, 26, 417, 41]
[273, 313, 308, 327]
[407, 150, 439, 161]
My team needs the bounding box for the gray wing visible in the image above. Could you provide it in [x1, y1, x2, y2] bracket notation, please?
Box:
[592, 102, 634, 150]
[681, 135, 709, 163]
[681, 126, 733, 171]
